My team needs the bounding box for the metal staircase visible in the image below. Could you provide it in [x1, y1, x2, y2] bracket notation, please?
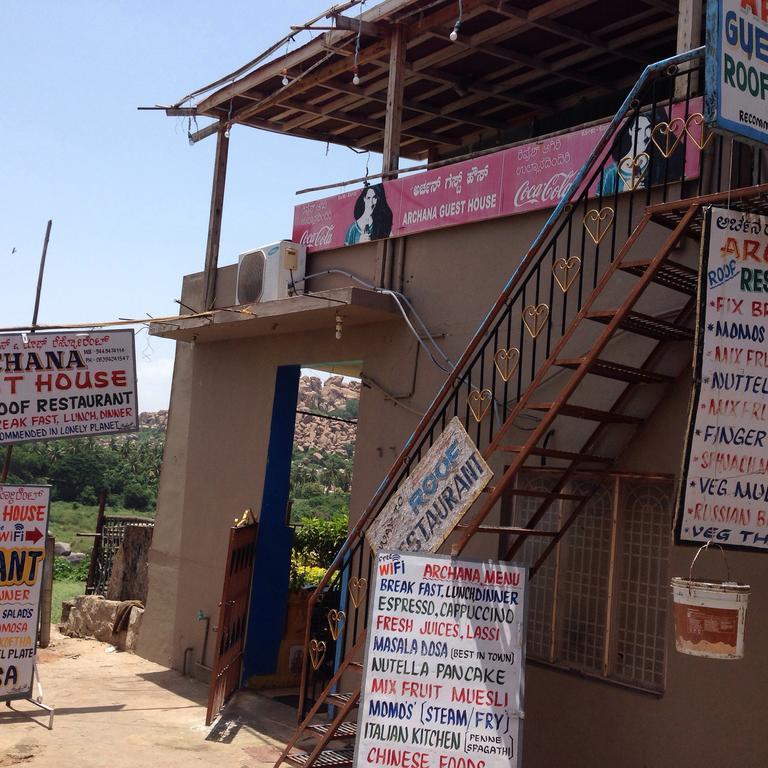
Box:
[273, 47, 768, 768]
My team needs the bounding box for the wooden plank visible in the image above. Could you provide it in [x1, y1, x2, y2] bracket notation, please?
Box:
[382, 24, 406, 175]
[203, 128, 229, 311]
[675, 0, 702, 97]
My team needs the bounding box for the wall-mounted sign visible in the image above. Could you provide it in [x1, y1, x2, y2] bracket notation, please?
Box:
[366, 417, 493, 554]
[705, 0, 768, 146]
[0, 484, 50, 701]
[355, 551, 527, 768]
[676, 207, 768, 551]
[0, 330, 138, 444]
[294, 100, 703, 252]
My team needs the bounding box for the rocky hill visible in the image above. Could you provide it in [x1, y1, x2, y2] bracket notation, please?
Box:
[295, 375, 359, 455]
[138, 375, 359, 456]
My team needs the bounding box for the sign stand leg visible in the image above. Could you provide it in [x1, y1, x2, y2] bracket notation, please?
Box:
[10, 664, 55, 730]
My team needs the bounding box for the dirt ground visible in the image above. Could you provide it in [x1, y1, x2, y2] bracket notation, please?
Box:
[0, 629, 296, 767]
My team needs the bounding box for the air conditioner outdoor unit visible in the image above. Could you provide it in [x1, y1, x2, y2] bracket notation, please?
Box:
[236, 240, 306, 305]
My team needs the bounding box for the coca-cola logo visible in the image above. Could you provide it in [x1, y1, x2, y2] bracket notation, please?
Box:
[299, 225, 335, 248]
[513, 171, 577, 208]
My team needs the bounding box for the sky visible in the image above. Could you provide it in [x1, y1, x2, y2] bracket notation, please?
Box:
[0, 2, 380, 410]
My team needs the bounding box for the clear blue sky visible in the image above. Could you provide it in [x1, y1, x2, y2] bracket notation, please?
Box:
[1, 2, 380, 410]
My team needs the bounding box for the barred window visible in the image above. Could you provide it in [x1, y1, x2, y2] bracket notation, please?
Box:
[502, 471, 673, 693]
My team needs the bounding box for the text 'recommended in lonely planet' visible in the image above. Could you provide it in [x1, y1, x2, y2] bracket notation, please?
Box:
[355, 552, 527, 768]
[0, 330, 138, 445]
[0, 484, 50, 700]
[677, 207, 768, 551]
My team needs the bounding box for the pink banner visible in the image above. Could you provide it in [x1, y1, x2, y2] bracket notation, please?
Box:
[293, 99, 703, 252]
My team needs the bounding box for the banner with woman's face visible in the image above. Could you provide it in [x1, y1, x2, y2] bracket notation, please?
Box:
[293, 98, 703, 253]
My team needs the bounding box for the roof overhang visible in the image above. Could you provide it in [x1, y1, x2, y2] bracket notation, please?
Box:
[180, 0, 680, 160]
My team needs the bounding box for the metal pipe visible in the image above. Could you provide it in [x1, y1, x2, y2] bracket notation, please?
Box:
[197, 611, 211, 668]
[182, 647, 194, 677]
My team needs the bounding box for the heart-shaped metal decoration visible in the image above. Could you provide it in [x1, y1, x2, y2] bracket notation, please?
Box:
[583, 207, 615, 245]
[522, 303, 550, 339]
[468, 388, 492, 422]
[617, 151, 650, 191]
[650, 117, 685, 158]
[309, 638, 326, 670]
[552, 256, 581, 293]
[327, 609, 346, 641]
[684, 112, 712, 150]
[348, 576, 367, 608]
[494, 347, 520, 382]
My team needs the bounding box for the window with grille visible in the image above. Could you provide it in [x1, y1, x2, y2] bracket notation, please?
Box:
[502, 471, 673, 694]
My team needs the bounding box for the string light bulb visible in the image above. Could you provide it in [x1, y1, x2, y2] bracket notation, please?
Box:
[352, 70, 360, 86]
[281, 68, 289, 86]
[224, 124, 230, 138]
[449, 21, 460, 42]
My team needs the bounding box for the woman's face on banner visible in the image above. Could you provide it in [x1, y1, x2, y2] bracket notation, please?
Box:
[632, 114, 653, 153]
[363, 187, 378, 215]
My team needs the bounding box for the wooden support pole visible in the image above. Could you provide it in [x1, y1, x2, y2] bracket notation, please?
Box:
[203, 128, 230, 310]
[31, 220, 53, 330]
[377, 25, 407, 289]
[381, 24, 406, 177]
[675, 0, 702, 97]
[38, 535, 55, 647]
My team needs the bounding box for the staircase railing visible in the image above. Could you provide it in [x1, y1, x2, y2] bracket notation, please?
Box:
[296, 45, 768, 717]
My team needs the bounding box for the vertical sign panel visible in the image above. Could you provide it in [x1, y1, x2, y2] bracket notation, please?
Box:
[705, 0, 768, 146]
[0, 484, 51, 700]
[676, 207, 768, 551]
[356, 552, 527, 768]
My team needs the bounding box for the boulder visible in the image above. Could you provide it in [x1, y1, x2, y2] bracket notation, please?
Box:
[67, 552, 87, 565]
[54, 541, 72, 557]
[61, 595, 120, 643]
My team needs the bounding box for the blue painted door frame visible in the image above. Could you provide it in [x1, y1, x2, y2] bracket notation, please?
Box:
[242, 364, 299, 679]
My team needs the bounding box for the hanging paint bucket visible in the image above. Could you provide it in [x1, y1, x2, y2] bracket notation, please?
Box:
[671, 542, 750, 660]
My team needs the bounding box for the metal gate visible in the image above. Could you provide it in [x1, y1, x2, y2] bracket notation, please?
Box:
[206, 514, 258, 726]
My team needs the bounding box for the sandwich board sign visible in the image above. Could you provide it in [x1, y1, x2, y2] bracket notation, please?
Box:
[705, 0, 768, 146]
[355, 551, 527, 767]
[0, 484, 50, 700]
[366, 417, 493, 554]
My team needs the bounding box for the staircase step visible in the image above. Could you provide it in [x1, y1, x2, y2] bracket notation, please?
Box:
[307, 721, 357, 741]
[327, 692, 356, 707]
[527, 402, 642, 424]
[499, 445, 611, 464]
[285, 747, 355, 767]
[456, 523, 559, 536]
[586, 310, 693, 341]
[620, 259, 698, 296]
[556, 357, 673, 384]
[505, 488, 587, 501]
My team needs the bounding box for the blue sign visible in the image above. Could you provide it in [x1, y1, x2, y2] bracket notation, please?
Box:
[705, 0, 768, 147]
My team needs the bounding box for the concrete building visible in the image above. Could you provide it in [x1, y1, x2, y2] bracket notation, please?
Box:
[139, 2, 768, 766]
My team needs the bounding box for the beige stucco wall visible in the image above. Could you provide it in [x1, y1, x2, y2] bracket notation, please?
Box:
[140, 199, 767, 766]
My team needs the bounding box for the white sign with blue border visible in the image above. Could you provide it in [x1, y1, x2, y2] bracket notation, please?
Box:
[705, 0, 768, 146]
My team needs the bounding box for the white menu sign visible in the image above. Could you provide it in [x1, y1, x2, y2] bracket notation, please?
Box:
[0, 484, 50, 700]
[0, 330, 138, 444]
[676, 207, 768, 551]
[355, 552, 527, 768]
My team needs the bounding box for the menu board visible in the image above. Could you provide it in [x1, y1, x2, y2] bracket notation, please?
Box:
[355, 552, 527, 768]
[0, 484, 50, 701]
[676, 207, 768, 551]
